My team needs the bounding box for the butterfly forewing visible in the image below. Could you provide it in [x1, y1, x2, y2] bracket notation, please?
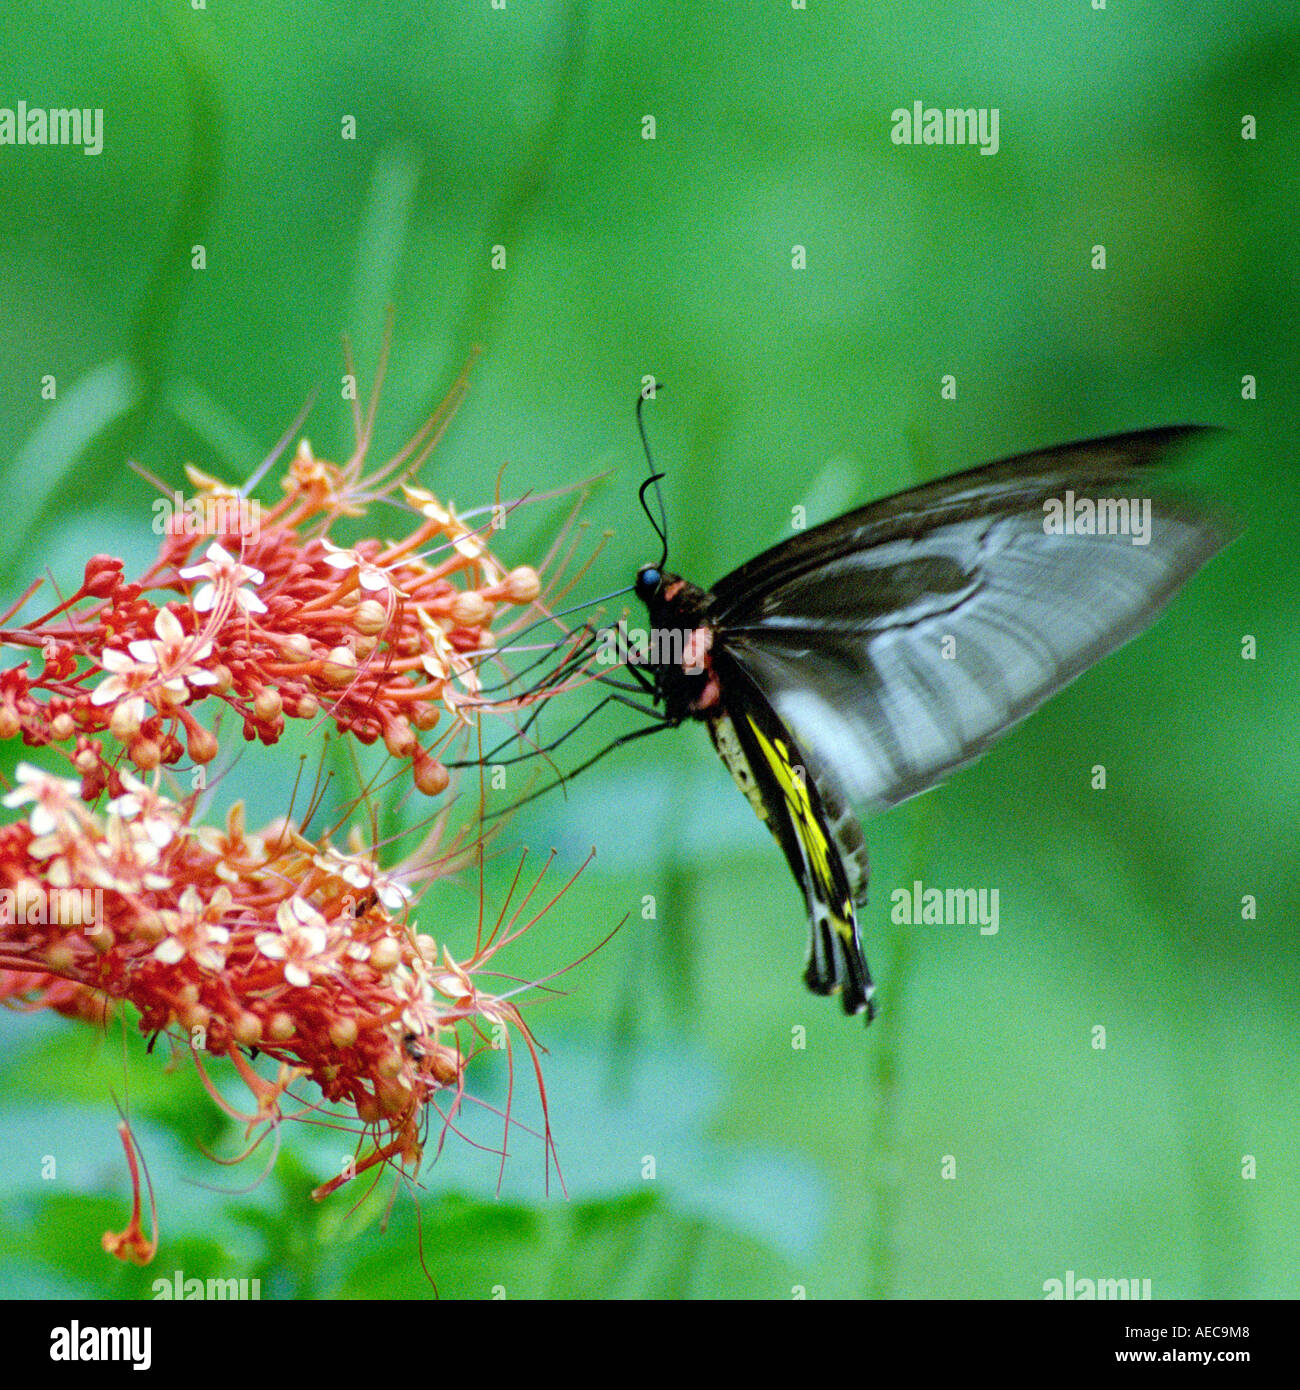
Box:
[708, 428, 1230, 812]
[708, 426, 1219, 623]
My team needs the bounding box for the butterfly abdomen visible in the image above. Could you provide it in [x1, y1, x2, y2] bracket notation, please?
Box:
[708, 714, 768, 821]
[637, 571, 878, 1018]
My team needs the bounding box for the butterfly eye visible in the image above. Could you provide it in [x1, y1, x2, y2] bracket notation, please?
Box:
[635, 565, 662, 600]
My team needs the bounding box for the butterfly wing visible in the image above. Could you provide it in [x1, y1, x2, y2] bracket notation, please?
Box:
[709, 652, 876, 1015]
[709, 427, 1231, 812]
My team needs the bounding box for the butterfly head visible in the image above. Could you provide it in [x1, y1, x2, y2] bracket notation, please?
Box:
[633, 564, 703, 619]
[634, 564, 663, 604]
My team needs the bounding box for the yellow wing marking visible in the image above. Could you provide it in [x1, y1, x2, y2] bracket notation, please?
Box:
[746, 716, 855, 937]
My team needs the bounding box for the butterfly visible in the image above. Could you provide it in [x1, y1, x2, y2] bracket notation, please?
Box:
[620, 403, 1229, 1021]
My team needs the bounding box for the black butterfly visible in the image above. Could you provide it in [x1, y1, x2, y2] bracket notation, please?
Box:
[620, 403, 1229, 1021]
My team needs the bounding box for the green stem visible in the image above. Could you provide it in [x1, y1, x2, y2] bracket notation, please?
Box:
[864, 795, 936, 1299]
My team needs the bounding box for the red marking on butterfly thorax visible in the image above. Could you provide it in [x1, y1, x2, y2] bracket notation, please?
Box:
[645, 572, 721, 721]
[684, 625, 722, 715]
[682, 624, 712, 671]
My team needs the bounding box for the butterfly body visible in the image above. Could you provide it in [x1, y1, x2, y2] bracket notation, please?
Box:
[628, 425, 1230, 1021]
[633, 570, 720, 721]
[635, 565, 878, 1014]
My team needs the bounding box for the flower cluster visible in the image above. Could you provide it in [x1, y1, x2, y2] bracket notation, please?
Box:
[0, 356, 602, 1261]
[0, 446, 548, 799]
[0, 764, 568, 1221]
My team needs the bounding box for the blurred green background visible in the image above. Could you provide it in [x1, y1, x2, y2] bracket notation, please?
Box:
[0, 0, 1295, 1299]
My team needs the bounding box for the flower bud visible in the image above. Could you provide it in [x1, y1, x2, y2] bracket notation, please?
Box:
[411, 700, 442, 733]
[180, 1002, 211, 1033]
[504, 565, 540, 603]
[233, 1012, 263, 1046]
[84, 921, 112, 954]
[321, 646, 357, 686]
[45, 942, 77, 973]
[376, 1078, 413, 1117]
[429, 1046, 461, 1086]
[412, 749, 449, 796]
[450, 590, 490, 627]
[382, 717, 417, 760]
[280, 634, 313, 662]
[329, 1016, 359, 1048]
[83, 554, 124, 598]
[110, 702, 143, 740]
[129, 736, 162, 770]
[133, 910, 166, 945]
[370, 938, 401, 972]
[49, 713, 75, 742]
[268, 1012, 296, 1042]
[254, 687, 283, 722]
[186, 723, 218, 764]
[354, 600, 388, 635]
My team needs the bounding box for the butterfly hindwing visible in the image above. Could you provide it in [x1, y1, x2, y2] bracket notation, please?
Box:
[709, 656, 875, 1016]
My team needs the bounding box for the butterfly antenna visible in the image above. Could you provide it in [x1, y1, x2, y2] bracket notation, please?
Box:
[636, 381, 669, 569]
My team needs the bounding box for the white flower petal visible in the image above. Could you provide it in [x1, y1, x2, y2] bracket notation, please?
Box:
[377, 882, 412, 910]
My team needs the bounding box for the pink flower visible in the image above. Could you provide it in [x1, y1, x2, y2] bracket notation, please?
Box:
[89, 649, 153, 731]
[126, 608, 218, 702]
[314, 845, 412, 913]
[2, 763, 84, 836]
[319, 539, 397, 596]
[256, 897, 332, 987]
[179, 542, 267, 615]
[154, 886, 232, 972]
